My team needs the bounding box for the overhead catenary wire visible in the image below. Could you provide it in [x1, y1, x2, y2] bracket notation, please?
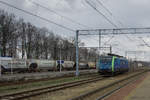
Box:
[1, 0, 148, 61]
[0, 0, 75, 32]
[96, 0, 112, 15]
[83, 0, 148, 58]
[28, 0, 91, 28]
[85, 0, 135, 42]
[28, 0, 97, 42]
[138, 37, 150, 48]
[95, 0, 125, 28]
[85, 0, 118, 28]
[103, 35, 114, 45]
[84, 0, 117, 46]
[1, 0, 139, 50]
[96, 0, 125, 28]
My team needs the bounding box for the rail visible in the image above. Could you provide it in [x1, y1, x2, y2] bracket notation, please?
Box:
[69, 70, 148, 100]
[0, 75, 104, 100]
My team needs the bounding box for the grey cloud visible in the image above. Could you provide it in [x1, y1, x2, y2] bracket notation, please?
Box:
[1, 0, 150, 60]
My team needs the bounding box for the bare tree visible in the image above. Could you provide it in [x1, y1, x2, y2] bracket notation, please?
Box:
[0, 9, 99, 61]
[26, 23, 35, 59]
[0, 10, 17, 57]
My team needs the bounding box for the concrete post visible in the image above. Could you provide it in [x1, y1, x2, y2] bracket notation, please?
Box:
[76, 30, 79, 76]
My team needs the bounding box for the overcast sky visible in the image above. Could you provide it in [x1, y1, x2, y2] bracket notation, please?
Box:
[0, 0, 150, 61]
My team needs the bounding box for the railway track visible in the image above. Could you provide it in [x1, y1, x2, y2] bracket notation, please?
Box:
[0, 75, 105, 100]
[0, 72, 98, 87]
[69, 71, 148, 100]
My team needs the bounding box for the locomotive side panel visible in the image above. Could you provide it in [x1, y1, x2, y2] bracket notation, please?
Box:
[114, 58, 129, 73]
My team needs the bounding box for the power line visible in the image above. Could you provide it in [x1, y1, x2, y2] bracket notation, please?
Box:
[84, 0, 124, 30]
[0, 0, 75, 32]
[85, 0, 118, 28]
[85, 0, 117, 45]
[138, 37, 150, 48]
[85, 0, 134, 43]
[97, 0, 133, 41]
[27, 0, 94, 41]
[84, 0, 124, 29]
[29, 0, 90, 28]
[96, 0, 112, 15]
[91, 0, 119, 44]
[27, 0, 96, 42]
[96, 0, 125, 27]
[96, 0, 125, 28]
[103, 35, 114, 45]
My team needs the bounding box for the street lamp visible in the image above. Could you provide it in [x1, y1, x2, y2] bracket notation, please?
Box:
[0, 24, 2, 76]
[59, 40, 63, 72]
[0, 24, 2, 56]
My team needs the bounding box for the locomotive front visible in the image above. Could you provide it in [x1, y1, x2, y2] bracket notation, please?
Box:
[98, 56, 113, 74]
[98, 54, 129, 75]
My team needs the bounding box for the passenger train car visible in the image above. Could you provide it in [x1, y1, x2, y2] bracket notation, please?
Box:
[97, 54, 129, 75]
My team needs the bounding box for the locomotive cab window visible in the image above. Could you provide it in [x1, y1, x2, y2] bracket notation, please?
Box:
[100, 58, 112, 64]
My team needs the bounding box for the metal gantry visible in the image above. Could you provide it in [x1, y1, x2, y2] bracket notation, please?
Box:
[75, 27, 150, 76]
[125, 51, 146, 60]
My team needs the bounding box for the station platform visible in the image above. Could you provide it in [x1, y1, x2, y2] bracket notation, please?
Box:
[105, 71, 150, 100]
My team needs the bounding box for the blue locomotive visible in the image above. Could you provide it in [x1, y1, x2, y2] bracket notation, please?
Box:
[98, 54, 129, 75]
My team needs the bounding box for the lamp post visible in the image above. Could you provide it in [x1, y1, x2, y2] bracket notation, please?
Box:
[59, 40, 63, 72]
[0, 24, 2, 76]
[0, 24, 2, 56]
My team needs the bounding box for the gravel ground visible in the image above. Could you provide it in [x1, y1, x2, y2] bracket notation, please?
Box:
[104, 72, 149, 100]
[125, 72, 150, 100]
[0, 69, 97, 82]
[25, 71, 144, 100]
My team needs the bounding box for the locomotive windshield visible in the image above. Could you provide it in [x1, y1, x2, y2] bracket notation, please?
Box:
[100, 57, 112, 64]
